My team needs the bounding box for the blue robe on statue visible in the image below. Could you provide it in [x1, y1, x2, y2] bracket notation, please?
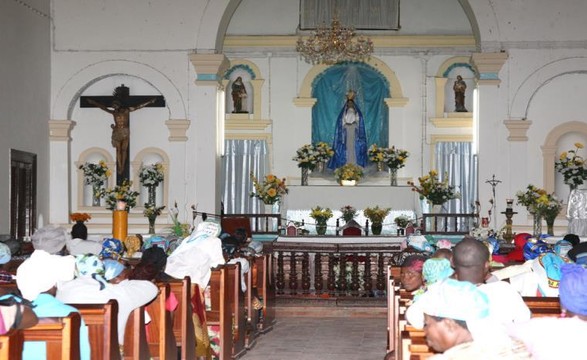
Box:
[328, 99, 368, 169]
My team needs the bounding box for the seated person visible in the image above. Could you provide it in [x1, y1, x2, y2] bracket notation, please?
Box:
[566, 234, 587, 265]
[432, 247, 453, 263]
[100, 238, 124, 260]
[129, 246, 172, 282]
[56, 255, 158, 347]
[16, 250, 91, 360]
[505, 252, 570, 297]
[422, 258, 454, 287]
[66, 226, 102, 256]
[453, 238, 531, 328]
[509, 263, 587, 359]
[406, 278, 531, 359]
[399, 255, 427, 295]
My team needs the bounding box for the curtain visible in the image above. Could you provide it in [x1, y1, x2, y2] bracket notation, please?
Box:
[312, 63, 390, 150]
[222, 139, 269, 214]
[435, 142, 478, 215]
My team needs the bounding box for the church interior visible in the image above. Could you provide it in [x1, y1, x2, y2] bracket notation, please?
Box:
[2, 0, 587, 359]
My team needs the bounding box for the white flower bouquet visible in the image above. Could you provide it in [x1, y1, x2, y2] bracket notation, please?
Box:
[139, 163, 165, 187]
[79, 161, 111, 186]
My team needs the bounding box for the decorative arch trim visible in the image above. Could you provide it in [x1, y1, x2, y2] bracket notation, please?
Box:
[224, 61, 259, 80]
[52, 60, 186, 120]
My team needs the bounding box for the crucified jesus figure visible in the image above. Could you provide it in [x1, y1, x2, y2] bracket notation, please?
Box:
[87, 97, 157, 174]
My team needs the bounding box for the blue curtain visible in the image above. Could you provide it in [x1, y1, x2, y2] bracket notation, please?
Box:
[312, 63, 390, 149]
[222, 139, 269, 214]
[435, 142, 478, 214]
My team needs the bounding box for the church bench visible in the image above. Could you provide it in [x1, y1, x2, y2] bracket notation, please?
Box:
[226, 262, 247, 359]
[122, 306, 151, 360]
[159, 277, 196, 360]
[206, 265, 233, 360]
[145, 282, 178, 360]
[22, 312, 81, 360]
[522, 296, 560, 310]
[70, 300, 121, 360]
[253, 254, 275, 333]
[0, 328, 24, 360]
[245, 259, 260, 350]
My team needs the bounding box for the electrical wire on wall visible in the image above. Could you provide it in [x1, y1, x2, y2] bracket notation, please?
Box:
[420, 56, 429, 176]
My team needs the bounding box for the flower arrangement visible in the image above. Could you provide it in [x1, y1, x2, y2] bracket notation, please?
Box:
[536, 193, 563, 222]
[394, 215, 410, 228]
[334, 163, 364, 182]
[143, 203, 165, 219]
[363, 206, 391, 224]
[103, 180, 140, 211]
[250, 173, 288, 205]
[555, 143, 587, 189]
[310, 206, 333, 223]
[340, 205, 357, 222]
[408, 170, 460, 205]
[383, 146, 409, 170]
[292, 142, 334, 170]
[515, 184, 547, 215]
[138, 163, 165, 187]
[79, 161, 111, 186]
[368, 144, 385, 163]
[70, 212, 91, 223]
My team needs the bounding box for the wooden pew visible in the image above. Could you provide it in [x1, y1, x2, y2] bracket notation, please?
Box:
[227, 262, 247, 359]
[123, 306, 151, 360]
[145, 282, 178, 360]
[254, 254, 275, 333]
[245, 260, 260, 350]
[0, 328, 24, 360]
[161, 277, 196, 360]
[71, 300, 120, 360]
[22, 312, 81, 360]
[206, 265, 233, 360]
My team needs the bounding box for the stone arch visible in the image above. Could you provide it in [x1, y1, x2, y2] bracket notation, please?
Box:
[296, 56, 407, 107]
[541, 121, 587, 192]
[52, 60, 186, 120]
[510, 57, 587, 119]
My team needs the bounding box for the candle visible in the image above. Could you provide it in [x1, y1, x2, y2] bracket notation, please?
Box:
[506, 199, 513, 210]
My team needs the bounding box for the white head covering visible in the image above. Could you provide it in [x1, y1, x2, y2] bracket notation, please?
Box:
[16, 250, 75, 300]
[32, 225, 69, 254]
[0, 242, 12, 264]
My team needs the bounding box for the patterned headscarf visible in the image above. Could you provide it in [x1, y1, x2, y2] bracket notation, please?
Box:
[0, 242, 11, 264]
[559, 264, 587, 316]
[142, 236, 169, 253]
[100, 238, 123, 260]
[422, 258, 454, 285]
[75, 254, 108, 290]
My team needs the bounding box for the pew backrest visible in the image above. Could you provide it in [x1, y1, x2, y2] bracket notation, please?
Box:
[0, 328, 23, 360]
[160, 277, 195, 360]
[145, 282, 178, 360]
[70, 300, 120, 360]
[123, 306, 151, 360]
[22, 312, 81, 360]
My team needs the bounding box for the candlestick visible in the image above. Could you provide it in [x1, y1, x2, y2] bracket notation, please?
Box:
[506, 198, 513, 210]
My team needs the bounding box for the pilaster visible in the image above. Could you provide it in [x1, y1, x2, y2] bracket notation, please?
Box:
[49, 120, 75, 224]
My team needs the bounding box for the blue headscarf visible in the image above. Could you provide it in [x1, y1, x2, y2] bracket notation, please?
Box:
[559, 264, 587, 316]
[100, 238, 123, 260]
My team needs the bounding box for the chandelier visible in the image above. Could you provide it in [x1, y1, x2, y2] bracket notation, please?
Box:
[296, 17, 374, 65]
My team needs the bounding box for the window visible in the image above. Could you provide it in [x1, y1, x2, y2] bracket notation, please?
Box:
[300, 0, 400, 30]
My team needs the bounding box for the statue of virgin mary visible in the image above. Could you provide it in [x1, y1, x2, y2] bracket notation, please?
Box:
[328, 90, 368, 169]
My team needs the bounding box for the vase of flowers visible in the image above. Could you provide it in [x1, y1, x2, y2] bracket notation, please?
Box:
[70, 212, 91, 239]
[383, 146, 409, 186]
[79, 161, 111, 206]
[394, 215, 410, 236]
[139, 163, 165, 205]
[340, 205, 357, 223]
[364, 206, 391, 235]
[335, 163, 364, 185]
[537, 193, 563, 236]
[250, 172, 288, 205]
[310, 206, 333, 235]
[169, 202, 191, 237]
[103, 180, 140, 211]
[516, 184, 548, 238]
[555, 143, 587, 191]
[408, 170, 460, 206]
[368, 144, 386, 171]
[144, 203, 165, 234]
[293, 143, 334, 185]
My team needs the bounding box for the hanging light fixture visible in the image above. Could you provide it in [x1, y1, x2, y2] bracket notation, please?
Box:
[296, 17, 374, 65]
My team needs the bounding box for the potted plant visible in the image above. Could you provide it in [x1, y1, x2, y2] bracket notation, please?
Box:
[103, 180, 140, 211]
[309, 206, 333, 235]
[368, 144, 386, 171]
[363, 206, 391, 235]
[340, 205, 357, 223]
[138, 162, 165, 205]
[408, 170, 460, 208]
[70, 212, 91, 239]
[143, 203, 165, 234]
[250, 172, 288, 205]
[334, 163, 364, 186]
[383, 146, 409, 186]
[555, 142, 587, 191]
[394, 215, 410, 236]
[79, 161, 111, 206]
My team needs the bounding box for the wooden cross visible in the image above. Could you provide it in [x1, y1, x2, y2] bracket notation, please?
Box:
[80, 84, 165, 185]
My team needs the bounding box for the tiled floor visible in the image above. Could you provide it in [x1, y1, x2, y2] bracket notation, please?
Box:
[241, 316, 388, 360]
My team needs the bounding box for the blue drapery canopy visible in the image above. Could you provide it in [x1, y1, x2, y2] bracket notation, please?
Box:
[311, 63, 390, 151]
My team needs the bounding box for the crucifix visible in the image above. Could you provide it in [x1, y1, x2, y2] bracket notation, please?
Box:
[80, 84, 165, 185]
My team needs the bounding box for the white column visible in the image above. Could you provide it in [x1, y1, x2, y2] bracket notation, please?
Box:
[49, 120, 74, 225]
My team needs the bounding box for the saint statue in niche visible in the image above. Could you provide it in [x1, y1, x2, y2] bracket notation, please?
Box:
[328, 90, 368, 169]
[231, 76, 248, 113]
[453, 75, 468, 112]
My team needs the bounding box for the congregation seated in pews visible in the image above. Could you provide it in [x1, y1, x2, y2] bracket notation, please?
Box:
[386, 234, 587, 360]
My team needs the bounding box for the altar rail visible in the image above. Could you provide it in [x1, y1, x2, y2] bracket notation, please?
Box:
[422, 213, 477, 235]
[265, 241, 401, 298]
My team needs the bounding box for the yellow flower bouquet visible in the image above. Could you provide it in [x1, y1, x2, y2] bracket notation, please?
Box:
[555, 142, 587, 189]
[408, 170, 460, 205]
[334, 163, 364, 183]
[250, 173, 288, 205]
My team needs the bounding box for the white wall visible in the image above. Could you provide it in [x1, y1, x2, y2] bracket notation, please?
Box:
[0, 0, 51, 234]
